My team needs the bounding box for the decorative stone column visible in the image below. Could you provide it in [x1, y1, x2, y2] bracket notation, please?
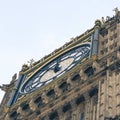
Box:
[54, 84, 62, 97]
[17, 106, 25, 116]
[91, 20, 101, 59]
[56, 108, 63, 120]
[92, 61, 101, 74]
[66, 76, 73, 90]
[17, 102, 31, 117]
[66, 76, 72, 85]
[42, 91, 49, 104]
[83, 92, 91, 120]
[79, 69, 87, 81]
[29, 99, 37, 111]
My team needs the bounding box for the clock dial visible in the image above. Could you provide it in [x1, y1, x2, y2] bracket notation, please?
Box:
[40, 57, 74, 82]
[20, 43, 90, 94]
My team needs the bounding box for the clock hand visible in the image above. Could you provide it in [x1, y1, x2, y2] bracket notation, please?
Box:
[53, 63, 61, 73]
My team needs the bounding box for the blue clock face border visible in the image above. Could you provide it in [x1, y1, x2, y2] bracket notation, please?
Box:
[19, 43, 91, 94]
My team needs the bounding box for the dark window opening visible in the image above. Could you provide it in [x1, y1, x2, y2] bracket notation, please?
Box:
[47, 89, 56, 98]
[62, 103, 71, 113]
[20, 102, 29, 111]
[41, 116, 48, 120]
[59, 82, 68, 93]
[49, 103, 54, 108]
[35, 110, 40, 115]
[84, 66, 94, 77]
[101, 41, 105, 45]
[104, 48, 108, 53]
[89, 87, 98, 97]
[76, 95, 85, 105]
[34, 96, 43, 107]
[49, 111, 59, 120]
[10, 111, 17, 118]
[100, 29, 108, 37]
[116, 61, 120, 70]
[101, 71, 106, 76]
[110, 65, 115, 71]
[62, 95, 67, 100]
[72, 74, 81, 82]
[16, 113, 21, 119]
[100, 50, 104, 55]
[80, 112, 84, 120]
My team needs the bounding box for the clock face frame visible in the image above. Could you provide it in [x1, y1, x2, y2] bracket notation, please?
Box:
[19, 43, 91, 94]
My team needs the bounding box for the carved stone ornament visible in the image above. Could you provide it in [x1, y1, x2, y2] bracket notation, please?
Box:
[0, 84, 9, 91]
[10, 73, 17, 83]
[21, 64, 29, 71]
[27, 59, 35, 68]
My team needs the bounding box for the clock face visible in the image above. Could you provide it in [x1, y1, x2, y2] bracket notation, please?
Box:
[20, 43, 90, 94]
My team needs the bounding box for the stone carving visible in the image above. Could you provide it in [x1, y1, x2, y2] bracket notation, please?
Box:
[54, 85, 62, 97]
[40, 58, 44, 63]
[0, 73, 17, 91]
[101, 17, 105, 24]
[42, 91, 49, 104]
[113, 8, 120, 21]
[80, 69, 87, 81]
[106, 16, 110, 21]
[113, 7, 119, 16]
[10, 73, 17, 84]
[17, 106, 25, 116]
[21, 64, 29, 71]
[51, 51, 55, 56]
[70, 37, 74, 41]
[29, 99, 37, 111]
[27, 59, 35, 68]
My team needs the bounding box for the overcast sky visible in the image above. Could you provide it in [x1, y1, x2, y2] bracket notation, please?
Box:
[0, 0, 119, 103]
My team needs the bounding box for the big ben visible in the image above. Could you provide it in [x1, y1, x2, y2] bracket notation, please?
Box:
[0, 8, 120, 120]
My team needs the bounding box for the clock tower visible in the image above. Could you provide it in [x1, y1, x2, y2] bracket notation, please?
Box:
[0, 8, 120, 120]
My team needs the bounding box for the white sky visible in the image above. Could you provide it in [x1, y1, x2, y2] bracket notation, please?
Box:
[0, 0, 119, 103]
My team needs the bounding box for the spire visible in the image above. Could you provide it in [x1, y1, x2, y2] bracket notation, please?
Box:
[113, 7, 120, 21]
[113, 7, 119, 16]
